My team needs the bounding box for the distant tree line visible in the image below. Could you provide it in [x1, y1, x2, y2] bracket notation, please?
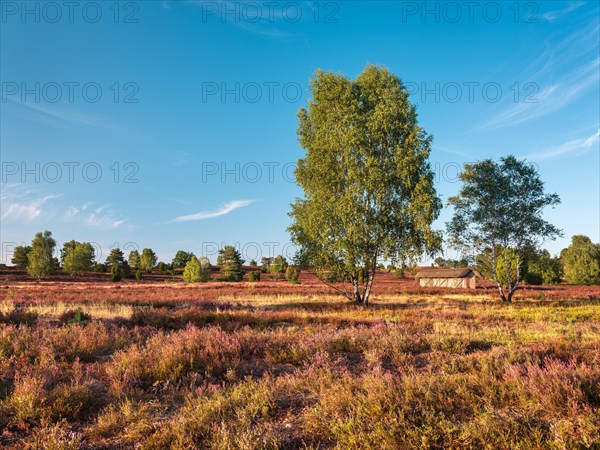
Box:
[9, 234, 303, 284]
[9, 230, 598, 289]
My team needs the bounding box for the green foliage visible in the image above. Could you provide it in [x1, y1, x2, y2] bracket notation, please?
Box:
[183, 256, 211, 283]
[172, 251, 195, 269]
[289, 65, 441, 306]
[60, 240, 79, 266]
[27, 231, 57, 278]
[135, 270, 143, 281]
[59, 308, 91, 326]
[269, 255, 288, 280]
[477, 246, 554, 288]
[475, 248, 495, 280]
[156, 262, 168, 273]
[128, 250, 140, 270]
[106, 248, 125, 267]
[495, 247, 523, 288]
[434, 257, 469, 268]
[248, 271, 261, 282]
[121, 261, 131, 279]
[525, 250, 563, 285]
[139, 248, 157, 273]
[110, 263, 122, 282]
[217, 246, 244, 282]
[447, 156, 561, 302]
[260, 257, 271, 273]
[249, 259, 257, 267]
[11, 245, 31, 268]
[63, 242, 95, 276]
[93, 263, 107, 273]
[561, 235, 600, 285]
[285, 265, 301, 283]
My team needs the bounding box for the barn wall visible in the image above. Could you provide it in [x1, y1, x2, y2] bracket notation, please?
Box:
[419, 276, 475, 289]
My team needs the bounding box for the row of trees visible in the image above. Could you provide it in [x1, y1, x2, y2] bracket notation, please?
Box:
[9, 230, 599, 287]
[10, 237, 302, 283]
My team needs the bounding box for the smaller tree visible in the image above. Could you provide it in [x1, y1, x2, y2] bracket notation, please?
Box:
[128, 250, 140, 270]
[27, 231, 57, 279]
[63, 242, 95, 276]
[447, 156, 561, 302]
[121, 261, 131, 279]
[217, 246, 244, 281]
[561, 236, 600, 285]
[197, 257, 211, 282]
[249, 259, 257, 267]
[139, 248, 158, 273]
[106, 248, 125, 267]
[172, 250, 195, 269]
[270, 255, 288, 280]
[60, 240, 79, 265]
[11, 246, 31, 268]
[111, 263, 122, 282]
[286, 265, 301, 283]
[183, 256, 211, 282]
[260, 257, 271, 273]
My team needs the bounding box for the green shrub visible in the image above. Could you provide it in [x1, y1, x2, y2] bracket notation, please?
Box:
[248, 271, 260, 282]
[111, 263, 122, 282]
[59, 309, 91, 325]
[136, 270, 143, 281]
[523, 271, 543, 285]
[285, 265, 300, 283]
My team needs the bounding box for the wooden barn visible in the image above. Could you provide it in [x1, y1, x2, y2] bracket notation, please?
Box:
[415, 268, 477, 289]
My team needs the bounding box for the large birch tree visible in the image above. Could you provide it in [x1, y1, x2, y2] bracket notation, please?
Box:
[289, 65, 441, 306]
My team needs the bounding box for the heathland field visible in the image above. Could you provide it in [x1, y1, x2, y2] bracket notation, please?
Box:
[0, 272, 599, 449]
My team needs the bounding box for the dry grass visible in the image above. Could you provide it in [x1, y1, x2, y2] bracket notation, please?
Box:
[0, 282, 598, 449]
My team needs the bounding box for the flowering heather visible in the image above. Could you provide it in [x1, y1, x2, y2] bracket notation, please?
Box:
[0, 278, 598, 448]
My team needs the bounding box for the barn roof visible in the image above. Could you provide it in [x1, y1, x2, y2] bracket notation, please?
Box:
[415, 268, 474, 279]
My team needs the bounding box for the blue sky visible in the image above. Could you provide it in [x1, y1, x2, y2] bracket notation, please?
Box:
[1, 0, 599, 264]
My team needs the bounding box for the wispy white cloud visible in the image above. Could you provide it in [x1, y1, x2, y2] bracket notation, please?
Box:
[234, 21, 303, 38]
[66, 203, 127, 229]
[541, 1, 584, 22]
[477, 58, 599, 131]
[3, 96, 107, 127]
[525, 129, 600, 161]
[0, 184, 62, 222]
[187, 0, 306, 39]
[476, 19, 599, 131]
[170, 199, 254, 223]
[0, 188, 62, 222]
